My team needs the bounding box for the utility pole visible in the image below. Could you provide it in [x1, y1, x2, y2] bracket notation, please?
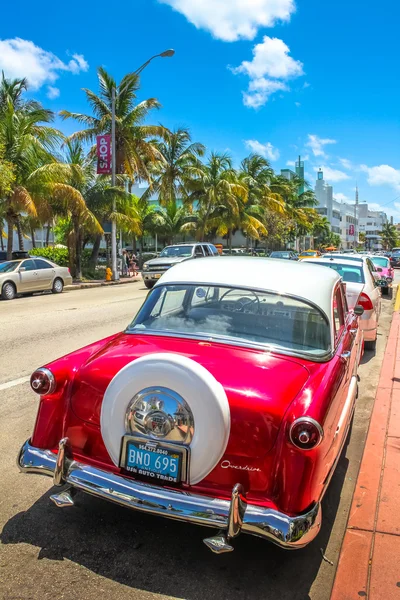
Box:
[354, 184, 359, 249]
[111, 86, 118, 280]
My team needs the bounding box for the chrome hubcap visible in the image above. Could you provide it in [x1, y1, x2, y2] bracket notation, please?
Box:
[125, 387, 194, 444]
[54, 280, 62, 292]
[4, 284, 14, 299]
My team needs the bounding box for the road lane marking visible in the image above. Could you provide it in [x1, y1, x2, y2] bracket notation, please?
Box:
[0, 376, 30, 391]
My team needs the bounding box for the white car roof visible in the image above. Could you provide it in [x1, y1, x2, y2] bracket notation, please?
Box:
[156, 256, 340, 319]
[308, 257, 365, 267]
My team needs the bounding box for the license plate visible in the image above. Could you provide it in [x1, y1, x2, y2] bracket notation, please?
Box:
[120, 436, 188, 484]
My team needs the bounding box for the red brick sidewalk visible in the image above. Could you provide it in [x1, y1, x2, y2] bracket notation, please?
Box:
[331, 310, 400, 600]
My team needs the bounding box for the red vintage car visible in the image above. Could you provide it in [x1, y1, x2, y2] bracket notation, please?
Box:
[18, 257, 364, 554]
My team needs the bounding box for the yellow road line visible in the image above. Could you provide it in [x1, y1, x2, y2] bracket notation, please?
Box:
[395, 284, 400, 312]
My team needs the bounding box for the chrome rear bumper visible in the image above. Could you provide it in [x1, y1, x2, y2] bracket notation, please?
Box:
[18, 439, 321, 550]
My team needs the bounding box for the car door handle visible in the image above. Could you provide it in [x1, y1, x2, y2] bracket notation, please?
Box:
[340, 351, 351, 361]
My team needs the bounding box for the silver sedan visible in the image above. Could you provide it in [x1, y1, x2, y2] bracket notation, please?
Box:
[0, 258, 73, 300]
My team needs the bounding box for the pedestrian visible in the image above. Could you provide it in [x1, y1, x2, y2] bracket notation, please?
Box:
[129, 253, 138, 277]
[122, 250, 129, 277]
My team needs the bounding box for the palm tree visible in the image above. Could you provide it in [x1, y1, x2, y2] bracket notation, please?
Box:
[238, 154, 285, 246]
[312, 215, 331, 248]
[60, 67, 168, 182]
[190, 152, 247, 244]
[153, 202, 192, 245]
[143, 128, 205, 206]
[0, 77, 63, 258]
[271, 174, 317, 249]
[42, 140, 140, 278]
[380, 223, 399, 250]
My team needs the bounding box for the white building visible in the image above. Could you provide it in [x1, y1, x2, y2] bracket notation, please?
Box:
[357, 203, 388, 250]
[314, 169, 358, 249]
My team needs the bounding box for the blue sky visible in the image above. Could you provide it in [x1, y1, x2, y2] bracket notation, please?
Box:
[1, 0, 400, 219]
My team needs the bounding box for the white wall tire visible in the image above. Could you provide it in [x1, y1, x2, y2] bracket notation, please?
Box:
[100, 353, 230, 485]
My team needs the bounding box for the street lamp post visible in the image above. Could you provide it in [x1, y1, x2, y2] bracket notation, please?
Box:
[111, 49, 175, 281]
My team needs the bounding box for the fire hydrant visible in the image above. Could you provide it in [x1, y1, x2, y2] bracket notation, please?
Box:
[105, 267, 112, 281]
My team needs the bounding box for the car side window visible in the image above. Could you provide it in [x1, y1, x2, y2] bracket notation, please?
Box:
[195, 246, 204, 257]
[21, 259, 36, 272]
[201, 244, 211, 256]
[333, 287, 345, 342]
[209, 245, 219, 256]
[34, 259, 52, 270]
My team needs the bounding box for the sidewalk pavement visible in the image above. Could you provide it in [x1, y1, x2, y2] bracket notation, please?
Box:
[65, 274, 142, 291]
[331, 286, 400, 600]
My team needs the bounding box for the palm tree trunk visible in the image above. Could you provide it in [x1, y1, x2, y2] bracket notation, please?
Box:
[73, 217, 83, 280]
[30, 227, 36, 248]
[132, 235, 137, 254]
[16, 218, 24, 251]
[6, 217, 13, 260]
[228, 229, 233, 252]
[89, 234, 102, 269]
[45, 224, 51, 246]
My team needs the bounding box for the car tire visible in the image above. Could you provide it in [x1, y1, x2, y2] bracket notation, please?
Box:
[52, 278, 64, 294]
[144, 280, 155, 289]
[1, 281, 16, 300]
[101, 353, 231, 485]
[364, 338, 377, 351]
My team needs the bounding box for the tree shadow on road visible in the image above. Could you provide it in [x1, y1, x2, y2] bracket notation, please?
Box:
[1, 451, 349, 600]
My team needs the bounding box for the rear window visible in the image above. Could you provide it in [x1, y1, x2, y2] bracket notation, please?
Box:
[128, 284, 331, 356]
[311, 262, 365, 284]
[371, 257, 390, 268]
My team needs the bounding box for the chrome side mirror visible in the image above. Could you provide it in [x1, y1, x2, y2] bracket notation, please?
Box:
[19, 266, 26, 272]
[354, 305, 364, 316]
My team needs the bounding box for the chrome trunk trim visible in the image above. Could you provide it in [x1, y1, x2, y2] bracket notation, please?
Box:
[18, 439, 321, 549]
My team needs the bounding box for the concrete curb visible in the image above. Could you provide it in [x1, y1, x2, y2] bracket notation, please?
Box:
[65, 277, 141, 291]
[331, 306, 400, 600]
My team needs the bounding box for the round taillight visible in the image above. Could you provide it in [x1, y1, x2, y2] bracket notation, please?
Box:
[289, 418, 323, 450]
[30, 368, 56, 395]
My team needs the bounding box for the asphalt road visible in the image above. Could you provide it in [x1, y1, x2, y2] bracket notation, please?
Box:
[0, 274, 399, 600]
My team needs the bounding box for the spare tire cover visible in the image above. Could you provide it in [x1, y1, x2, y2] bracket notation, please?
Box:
[100, 353, 230, 485]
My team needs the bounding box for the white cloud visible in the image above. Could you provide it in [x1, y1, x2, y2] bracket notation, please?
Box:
[306, 134, 336, 157]
[360, 164, 400, 191]
[314, 166, 350, 182]
[339, 158, 353, 170]
[232, 36, 303, 108]
[0, 38, 89, 91]
[46, 86, 60, 99]
[159, 0, 295, 42]
[244, 139, 280, 161]
[286, 160, 295, 167]
[334, 192, 350, 202]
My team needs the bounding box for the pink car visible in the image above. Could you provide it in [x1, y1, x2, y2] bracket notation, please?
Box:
[370, 256, 394, 295]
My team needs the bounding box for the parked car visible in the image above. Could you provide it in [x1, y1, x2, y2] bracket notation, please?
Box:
[390, 251, 400, 268]
[0, 258, 72, 300]
[19, 257, 363, 553]
[307, 257, 381, 350]
[298, 250, 320, 260]
[0, 250, 30, 263]
[270, 250, 298, 260]
[369, 256, 394, 295]
[142, 243, 219, 289]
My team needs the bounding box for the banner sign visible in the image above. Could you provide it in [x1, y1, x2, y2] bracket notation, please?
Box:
[97, 134, 112, 174]
[349, 224, 355, 235]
